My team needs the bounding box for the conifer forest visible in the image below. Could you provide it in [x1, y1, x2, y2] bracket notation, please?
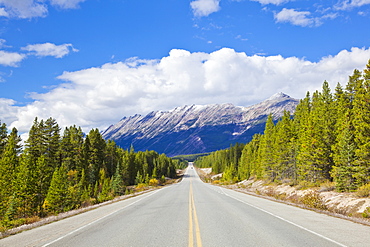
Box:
[0, 118, 180, 229]
[196, 60, 370, 192]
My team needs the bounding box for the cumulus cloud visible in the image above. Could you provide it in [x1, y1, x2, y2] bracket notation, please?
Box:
[0, 50, 26, 67]
[335, 0, 370, 10]
[0, 0, 48, 18]
[0, 98, 18, 124]
[191, 0, 221, 17]
[0, 0, 85, 18]
[274, 8, 322, 27]
[21, 43, 78, 58]
[5, 47, 370, 134]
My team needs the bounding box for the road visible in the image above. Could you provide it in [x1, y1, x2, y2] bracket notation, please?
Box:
[1, 163, 370, 246]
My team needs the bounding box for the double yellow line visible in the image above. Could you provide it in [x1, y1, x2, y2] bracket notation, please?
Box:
[188, 181, 202, 247]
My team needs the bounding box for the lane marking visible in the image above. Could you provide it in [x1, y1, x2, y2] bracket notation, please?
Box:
[192, 185, 202, 247]
[189, 181, 203, 247]
[42, 188, 166, 247]
[188, 182, 194, 247]
[219, 188, 347, 247]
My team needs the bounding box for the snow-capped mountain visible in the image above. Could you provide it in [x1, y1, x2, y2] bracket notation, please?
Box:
[102, 93, 299, 156]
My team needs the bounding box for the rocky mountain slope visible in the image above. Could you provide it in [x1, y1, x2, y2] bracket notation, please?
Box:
[102, 93, 299, 156]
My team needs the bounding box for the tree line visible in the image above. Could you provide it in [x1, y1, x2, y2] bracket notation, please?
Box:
[196, 60, 370, 192]
[0, 118, 181, 229]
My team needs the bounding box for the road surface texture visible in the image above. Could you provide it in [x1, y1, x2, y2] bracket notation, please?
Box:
[1, 163, 370, 246]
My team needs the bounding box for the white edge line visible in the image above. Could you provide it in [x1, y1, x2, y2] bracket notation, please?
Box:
[219, 187, 348, 247]
[42, 188, 166, 247]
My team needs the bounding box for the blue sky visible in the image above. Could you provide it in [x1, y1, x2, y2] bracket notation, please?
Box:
[1, 0, 370, 133]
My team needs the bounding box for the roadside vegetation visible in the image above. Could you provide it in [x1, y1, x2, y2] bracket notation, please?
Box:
[0, 119, 184, 232]
[195, 60, 370, 221]
[172, 153, 210, 162]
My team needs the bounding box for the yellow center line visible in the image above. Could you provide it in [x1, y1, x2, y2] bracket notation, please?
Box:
[189, 181, 194, 247]
[189, 180, 202, 247]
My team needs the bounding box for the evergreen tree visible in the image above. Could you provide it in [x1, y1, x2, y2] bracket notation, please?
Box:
[112, 163, 125, 195]
[60, 126, 84, 172]
[43, 165, 69, 214]
[259, 114, 276, 180]
[352, 61, 370, 186]
[274, 111, 296, 181]
[239, 134, 262, 180]
[331, 109, 358, 191]
[11, 155, 37, 218]
[85, 129, 106, 185]
[0, 127, 21, 218]
[0, 122, 7, 156]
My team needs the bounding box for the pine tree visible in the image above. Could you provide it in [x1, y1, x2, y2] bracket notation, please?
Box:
[60, 126, 84, 172]
[302, 82, 336, 182]
[43, 165, 69, 214]
[105, 140, 119, 179]
[43, 117, 61, 168]
[331, 109, 358, 191]
[0, 127, 21, 217]
[112, 163, 125, 195]
[85, 129, 106, 186]
[259, 114, 276, 181]
[12, 155, 37, 218]
[274, 111, 296, 181]
[238, 134, 262, 180]
[352, 61, 370, 186]
[0, 122, 7, 156]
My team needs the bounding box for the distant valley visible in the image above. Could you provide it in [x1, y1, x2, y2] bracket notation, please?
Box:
[102, 92, 299, 156]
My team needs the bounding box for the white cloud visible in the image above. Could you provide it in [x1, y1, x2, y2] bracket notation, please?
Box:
[250, 0, 291, 5]
[0, 7, 9, 17]
[0, 0, 85, 18]
[0, 98, 18, 124]
[0, 50, 26, 67]
[274, 8, 321, 27]
[335, 0, 370, 10]
[49, 0, 85, 9]
[191, 0, 221, 17]
[21, 43, 78, 58]
[4, 47, 370, 134]
[0, 0, 48, 18]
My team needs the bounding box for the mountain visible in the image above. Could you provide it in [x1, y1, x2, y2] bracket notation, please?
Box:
[102, 92, 299, 156]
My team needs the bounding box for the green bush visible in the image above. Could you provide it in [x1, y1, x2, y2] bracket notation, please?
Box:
[299, 191, 327, 210]
[356, 183, 370, 198]
[362, 207, 370, 218]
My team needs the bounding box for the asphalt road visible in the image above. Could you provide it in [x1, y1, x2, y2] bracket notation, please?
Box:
[1, 163, 370, 247]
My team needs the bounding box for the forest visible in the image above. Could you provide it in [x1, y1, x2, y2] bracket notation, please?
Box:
[196, 60, 370, 193]
[0, 118, 182, 230]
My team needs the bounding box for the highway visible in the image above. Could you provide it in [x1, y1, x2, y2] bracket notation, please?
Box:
[1, 163, 370, 246]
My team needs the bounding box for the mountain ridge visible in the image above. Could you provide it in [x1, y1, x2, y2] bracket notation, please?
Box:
[102, 93, 299, 156]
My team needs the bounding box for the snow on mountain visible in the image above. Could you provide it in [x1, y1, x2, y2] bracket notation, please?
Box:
[102, 93, 299, 156]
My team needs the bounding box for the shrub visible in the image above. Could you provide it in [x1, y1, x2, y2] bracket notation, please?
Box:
[296, 181, 317, 190]
[319, 181, 335, 192]
[149, 178, 159, 186]
[356, 183, 370, 198]
[362, 207, 370, 218]
[25, 216, 40, 225]
[136, 183, 147, 191]
[299, 191, 327, 210]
